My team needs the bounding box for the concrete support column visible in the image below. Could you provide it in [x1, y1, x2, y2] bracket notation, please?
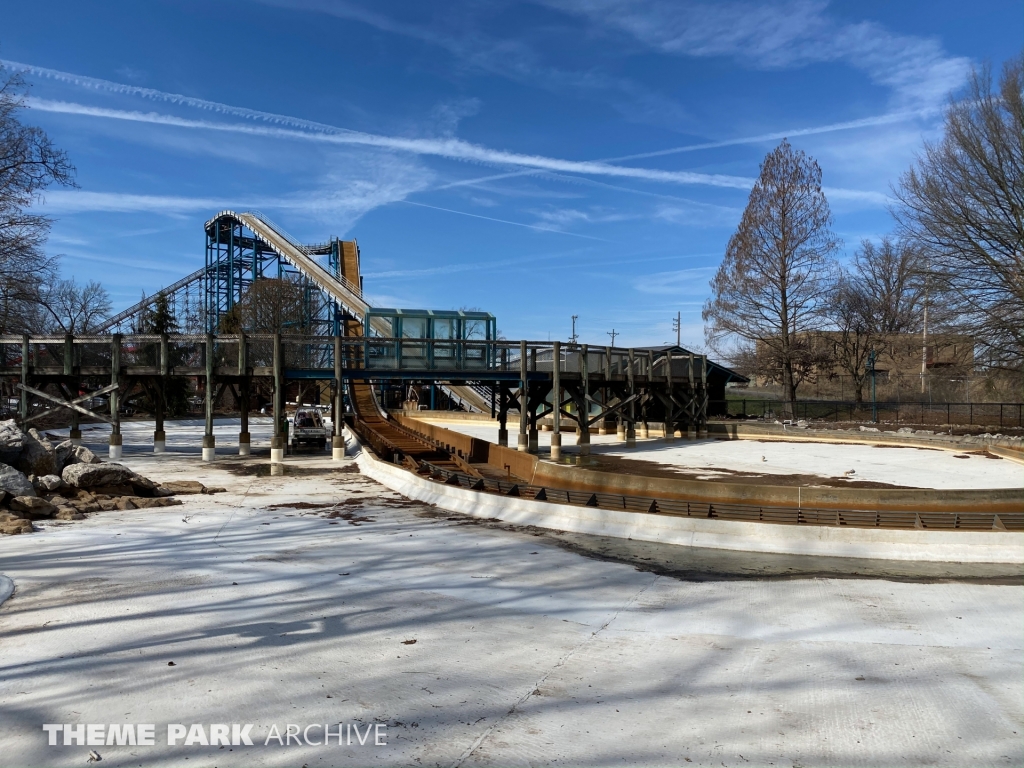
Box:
[69, 428, 82, 447]
[518, 340, 529, 452]
[687, 425, 697, 440]
[640, 422, 649, 439]
[109, 432, 122, 461]
[202, 434, 216, 462]
[271, 436, 285, 464]
[616, 418, 626, 441]
[551, 340, 562, 460]
[154, 430, 166, 454]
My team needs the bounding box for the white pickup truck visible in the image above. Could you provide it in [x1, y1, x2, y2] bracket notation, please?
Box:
[289, 407, 328, 450]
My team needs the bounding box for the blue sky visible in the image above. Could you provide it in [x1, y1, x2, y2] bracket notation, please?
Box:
[4, 0, 1021, 347]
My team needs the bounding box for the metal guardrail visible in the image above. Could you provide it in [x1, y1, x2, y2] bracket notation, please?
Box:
[413, 460, 1023, 532]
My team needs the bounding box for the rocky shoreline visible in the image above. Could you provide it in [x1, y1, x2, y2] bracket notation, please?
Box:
[0, 420, 222, 535]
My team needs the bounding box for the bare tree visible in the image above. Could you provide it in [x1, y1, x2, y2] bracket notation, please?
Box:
[0, 62, 76, 333]
[826, 238, 926, 402]
[38, 278, 112, 333]
[893, 55, 1024, 375]
[703, 140, 840, 416]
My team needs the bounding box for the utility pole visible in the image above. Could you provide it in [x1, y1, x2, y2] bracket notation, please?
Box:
[570, 315, 579, 345]
[672, 312, 681, 347]
[607, 329, 618, 346]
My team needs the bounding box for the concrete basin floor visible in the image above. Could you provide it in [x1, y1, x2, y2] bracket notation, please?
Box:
[0, 423, 1021, 767]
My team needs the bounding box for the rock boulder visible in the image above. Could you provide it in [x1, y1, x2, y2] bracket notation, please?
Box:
[35, 474, 63, 492]
[9, 496, 56, 518]
[62, 462, 137, 489]
[0, 463, 35, 498]
[0, 419, 25, 465]
[17, 429, 55, 476]
[159, 480, 206, 495]
[0, 517, 33, 535]
[53, 440, 77, 472]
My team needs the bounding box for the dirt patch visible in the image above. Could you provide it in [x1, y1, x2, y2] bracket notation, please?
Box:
[582, 454, 913, 489]
[225, 464, 339, 478]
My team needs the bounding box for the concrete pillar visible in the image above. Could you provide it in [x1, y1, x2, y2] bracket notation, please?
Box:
[154, 430, 166, 454]
[109, 432, 122, 461]
[69, 428, 82, 447]
[202, 434, 216, 462]
[640, 422, 649, 439]
[616, 419, 626, 440]
[626, 423, 636, 447]
[688, 425, 697, 440]
[271, 436, 285, 464]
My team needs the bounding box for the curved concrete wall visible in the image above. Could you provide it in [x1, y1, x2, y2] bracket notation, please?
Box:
[347, 430, 1024, 564]
[396, 414, 1024, 514]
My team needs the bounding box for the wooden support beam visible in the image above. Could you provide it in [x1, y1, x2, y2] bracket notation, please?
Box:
[17, 382, 119, 425]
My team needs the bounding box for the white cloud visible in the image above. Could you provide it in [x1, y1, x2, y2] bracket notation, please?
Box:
[249, 0, 692, 128]
[38, 153, 434, 234]
[630, 266, 716, 295]
[541, 0, 971, 109]
[25, 97, 755, 189]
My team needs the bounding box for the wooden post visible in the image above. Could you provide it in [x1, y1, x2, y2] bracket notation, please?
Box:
[202, 333, 216, 460]
[271, 333, 284, 463]
[109, 334, 122, 459]
[238, 332, 251, 455]
[528, 346, 539, 451]
[699, 354, 708, 438]
[63, 333, 81, 444]
[578, 344, 591, 456]
[687, 352, 697, 439]
[664, 349, 675, 440]
[518, 340, 529, 452]
[332, 334, 344, 460]
[599, 346, 612, 435]
[550, 340, 562, 460]
[154, 333, 168, 452]
[627, 348, 636, 446]
[19, 334, 28, 428]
